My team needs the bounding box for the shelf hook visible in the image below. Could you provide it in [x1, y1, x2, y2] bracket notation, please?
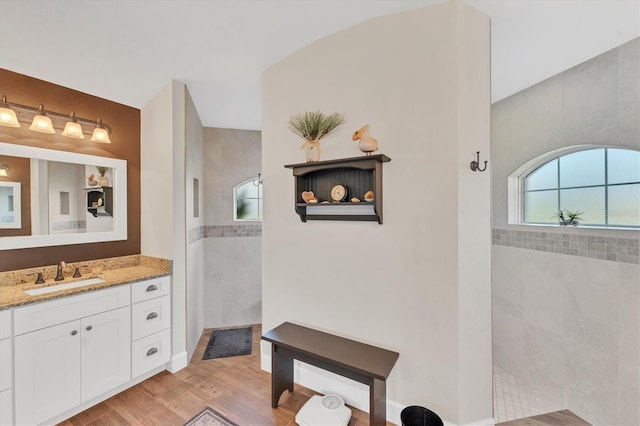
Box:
[470, 151, 487, 172]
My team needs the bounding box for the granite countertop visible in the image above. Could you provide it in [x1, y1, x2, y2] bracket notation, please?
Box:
[0, 255, 171, 309]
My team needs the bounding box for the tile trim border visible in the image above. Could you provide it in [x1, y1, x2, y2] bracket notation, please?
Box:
[492, 228, 639, 264]
[188, 224, 262, 243]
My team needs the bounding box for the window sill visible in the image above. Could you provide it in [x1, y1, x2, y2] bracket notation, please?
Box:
[505, 222, 639, 236]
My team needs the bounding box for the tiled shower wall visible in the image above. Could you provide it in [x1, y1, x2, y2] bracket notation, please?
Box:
[493, 236, 639, 425]
[491, 38, 639, 425]
[201, 128, 262, 329]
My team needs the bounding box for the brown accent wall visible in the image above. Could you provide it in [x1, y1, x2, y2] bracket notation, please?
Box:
[0, 156, 31, 237]
[0, 68, 141, 271]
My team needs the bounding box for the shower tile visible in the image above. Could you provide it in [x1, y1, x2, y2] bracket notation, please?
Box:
[522, 251, 563, 334]
[521, 73, 564, 151]
[563, 48, 618, 145]
[492, 246, 524, 318]
[618, 38, 640, 146]
[493, 308, 526, 377]
[522, 322, 565, 402]
[619, 263, 640, 425]
[563, 258, 619, 425]
[493, 366, 563, 423]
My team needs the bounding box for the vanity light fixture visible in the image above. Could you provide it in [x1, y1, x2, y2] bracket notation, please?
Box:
[0, 95, 20, 128]
[0, 94, 113, 143]
[0, 164, 8, 177]
[29, 104, 56, 134]
[61, 112, 84, 139]
[90, 118, 111, 143]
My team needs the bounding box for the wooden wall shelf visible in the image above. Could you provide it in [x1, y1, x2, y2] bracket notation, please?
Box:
[284, 154, 391, 224]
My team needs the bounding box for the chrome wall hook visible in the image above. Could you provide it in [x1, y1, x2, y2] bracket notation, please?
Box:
[470, 151, 488, 172]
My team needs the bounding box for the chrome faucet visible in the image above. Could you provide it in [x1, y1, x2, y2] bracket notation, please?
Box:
[55, 261, 66, 281]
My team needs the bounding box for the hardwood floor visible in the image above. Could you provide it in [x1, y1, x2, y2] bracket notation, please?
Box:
[60, 325, 585, 426]
[497, 410, 590, 426]
[59, 325, 379, 426]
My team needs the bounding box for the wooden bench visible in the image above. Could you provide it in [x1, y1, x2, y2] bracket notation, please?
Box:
[262, 322, 399, 426]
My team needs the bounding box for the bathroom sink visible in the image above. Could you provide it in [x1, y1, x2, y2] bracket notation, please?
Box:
[23, 278, 105, 296]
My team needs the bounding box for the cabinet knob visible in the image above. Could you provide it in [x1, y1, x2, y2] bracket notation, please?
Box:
[146, 312, 159, 320]
[146, 284, 158, 292]
[146, 347, 159, 356]
[71, 330, 78, 336]
[86, 325, 93, 331]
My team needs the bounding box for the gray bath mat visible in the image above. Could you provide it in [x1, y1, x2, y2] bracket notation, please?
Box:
[184, 407, 238, 426]
[202, 327, 252, 360]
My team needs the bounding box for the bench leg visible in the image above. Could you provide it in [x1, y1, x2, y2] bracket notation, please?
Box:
[370, 377, 387, 426]
[271, 344, 294, 408]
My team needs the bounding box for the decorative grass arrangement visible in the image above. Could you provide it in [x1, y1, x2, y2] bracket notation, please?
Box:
[288, 111, 345, 143]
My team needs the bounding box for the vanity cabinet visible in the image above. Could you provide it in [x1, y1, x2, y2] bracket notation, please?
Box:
[0, 309, 12, 426]
[131, 276, 171, 378]
[13, 286, 131, 425]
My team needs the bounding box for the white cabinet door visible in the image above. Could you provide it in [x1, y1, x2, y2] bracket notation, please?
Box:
[0, 338, 11, 392]
[81, 306, 131, 401]
[14, 320, 81, 426]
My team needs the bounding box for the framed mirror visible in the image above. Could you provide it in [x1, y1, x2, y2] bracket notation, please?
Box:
[0, 181, 21, 229]
[0, 142, 127, 250]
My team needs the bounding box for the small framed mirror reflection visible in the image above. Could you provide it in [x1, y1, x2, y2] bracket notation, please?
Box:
[0, 181, 21, 229]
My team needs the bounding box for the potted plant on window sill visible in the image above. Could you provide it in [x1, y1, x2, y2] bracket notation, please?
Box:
[552, 209, 583, 226]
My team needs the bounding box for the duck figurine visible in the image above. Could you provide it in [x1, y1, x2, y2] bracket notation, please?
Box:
[352, 124, 378, 156]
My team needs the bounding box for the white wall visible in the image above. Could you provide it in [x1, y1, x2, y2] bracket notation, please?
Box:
[185, 88, 205, 361]
[140, 80, 188, 371]
[261, 2, 491, 424]
[141, 82, 175, 260]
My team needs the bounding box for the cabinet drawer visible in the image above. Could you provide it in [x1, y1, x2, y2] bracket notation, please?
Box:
[0, 309, 11, 339]
[14, 285, 130, 336]
[131, 276, 170, 303]
[132, 329, 171, 378]
[0, 388, 12, 426]
[0, 338, 11, 392]
[132, 295, 170, 340]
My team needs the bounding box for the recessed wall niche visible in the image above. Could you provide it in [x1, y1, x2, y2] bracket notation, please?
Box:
[59, 191, 69, 215]
[193, 178, 199, 218]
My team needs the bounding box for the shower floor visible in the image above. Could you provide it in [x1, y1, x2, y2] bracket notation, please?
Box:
[493, 366, 563, 423]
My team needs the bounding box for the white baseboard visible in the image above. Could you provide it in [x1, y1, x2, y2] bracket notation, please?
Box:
[261, 350, 495, 426]
[455, 418, 495, 426]
[168, 350, 188, 373]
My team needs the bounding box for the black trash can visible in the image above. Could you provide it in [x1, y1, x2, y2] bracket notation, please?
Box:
[400, 405, 444, 426]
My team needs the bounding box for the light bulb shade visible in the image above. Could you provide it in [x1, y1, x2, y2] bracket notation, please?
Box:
[0, 165, 8, 177]
[90, 118, 111, 143]
[29, 105, 55, 134]
[0, 96, 20, 128]
[61, 112, 84, 139]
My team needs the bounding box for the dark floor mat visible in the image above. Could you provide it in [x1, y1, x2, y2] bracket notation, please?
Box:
[202, 327, 252, 360]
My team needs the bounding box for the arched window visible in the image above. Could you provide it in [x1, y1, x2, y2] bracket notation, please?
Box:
[511, 147, 639, 228]
[234, 177, 262, 221]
